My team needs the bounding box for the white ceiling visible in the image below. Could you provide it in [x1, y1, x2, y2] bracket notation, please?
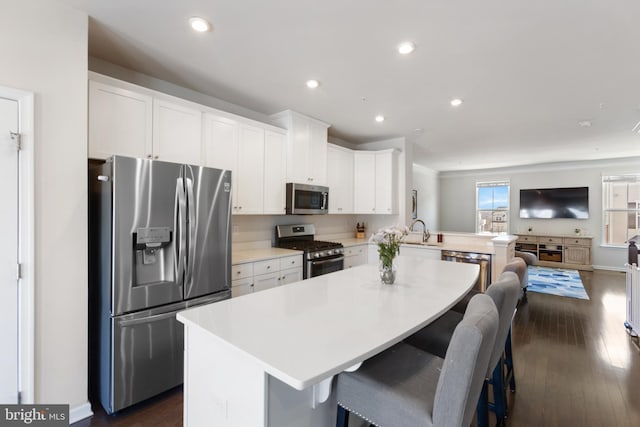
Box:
[74, 0, 640, 171]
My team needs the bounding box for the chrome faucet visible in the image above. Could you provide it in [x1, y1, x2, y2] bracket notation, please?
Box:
[410, 219, 431, 242]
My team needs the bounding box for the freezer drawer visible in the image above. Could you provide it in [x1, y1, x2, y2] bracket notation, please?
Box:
[107, 306, 184, 414]
[98, 292, 230, 414]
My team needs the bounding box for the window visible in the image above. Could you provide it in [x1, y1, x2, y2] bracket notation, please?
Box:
[603, 175, 640, 246]
[476, 181, 510, 234]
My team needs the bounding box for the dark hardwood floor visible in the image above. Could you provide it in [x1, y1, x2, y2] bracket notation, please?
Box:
[74, 269, 640, 427]
[506, 269, 640, 427]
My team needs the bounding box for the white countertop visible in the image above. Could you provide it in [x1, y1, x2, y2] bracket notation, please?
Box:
[177, 256, 479, 390]
[335, 237, 370, 247]
[232, 247, 303, 264]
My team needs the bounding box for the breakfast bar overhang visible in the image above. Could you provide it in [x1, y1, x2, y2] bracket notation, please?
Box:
[177, 256, 480, 427]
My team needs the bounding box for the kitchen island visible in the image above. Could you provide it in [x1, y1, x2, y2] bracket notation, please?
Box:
[177, 256, 479, 427]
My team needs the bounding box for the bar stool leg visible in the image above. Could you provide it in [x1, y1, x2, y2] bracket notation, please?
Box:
[491, 358, 507, 424]
[477, 381, 489, 427]
[505, 328, 516, 393]
[336, 405, 350, 427]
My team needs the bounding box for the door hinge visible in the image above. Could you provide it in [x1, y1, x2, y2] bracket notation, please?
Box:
[10, 131, 22, 151]
[17, 263, 22, 280]
[17, 391, 22, 404]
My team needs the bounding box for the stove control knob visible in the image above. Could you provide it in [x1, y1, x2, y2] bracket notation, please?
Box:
[327, 250, 334, 255]
[336, 248, 343, 254]
[314, 252, 321, 258]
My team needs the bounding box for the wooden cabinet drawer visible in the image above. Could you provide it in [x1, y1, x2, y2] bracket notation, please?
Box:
[539, 236, 563, 244]
[280, 255, 302, 270]
[564, 237, 591, 246]
[232, 263, 253, 280]
[517, 235, 538, 243]
[254, 259, 279, 276]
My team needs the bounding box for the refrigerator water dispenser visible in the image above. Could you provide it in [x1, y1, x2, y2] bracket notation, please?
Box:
[133, 227, 173, 285]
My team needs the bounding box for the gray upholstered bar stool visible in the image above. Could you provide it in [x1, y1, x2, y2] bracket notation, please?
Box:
[405, 271, 520, 427]
[334, 293, 499, 427]
[503, 257, 528, 301]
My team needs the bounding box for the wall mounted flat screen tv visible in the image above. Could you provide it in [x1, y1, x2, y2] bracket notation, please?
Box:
[519, 187, 589, 219]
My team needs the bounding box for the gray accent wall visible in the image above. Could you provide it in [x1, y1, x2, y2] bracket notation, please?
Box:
[439, 157, 640, 270]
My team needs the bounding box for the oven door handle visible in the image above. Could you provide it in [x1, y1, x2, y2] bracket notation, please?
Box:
[309, 255, 345, 266]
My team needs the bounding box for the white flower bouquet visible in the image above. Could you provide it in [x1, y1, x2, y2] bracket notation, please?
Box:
[369, 226, 409, 269]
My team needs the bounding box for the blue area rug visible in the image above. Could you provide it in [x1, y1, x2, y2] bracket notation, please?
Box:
[527, 266, 589, 300]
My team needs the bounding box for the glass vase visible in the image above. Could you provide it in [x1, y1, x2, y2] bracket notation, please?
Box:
[379, 259, 396, 285]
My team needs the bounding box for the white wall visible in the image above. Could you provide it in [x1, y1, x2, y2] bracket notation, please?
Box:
[439, 157, 640, 269]
[0, 0, 89, 417]
[412, 164, 439, 231]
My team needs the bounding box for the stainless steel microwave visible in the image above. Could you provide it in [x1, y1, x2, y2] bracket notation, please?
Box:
[286, 183, 329, 215]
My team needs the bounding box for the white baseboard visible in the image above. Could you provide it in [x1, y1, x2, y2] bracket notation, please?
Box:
[592, 265, 626, 272]
[70, 401, 93, 424]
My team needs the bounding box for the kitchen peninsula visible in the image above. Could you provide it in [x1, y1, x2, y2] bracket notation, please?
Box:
[177, 256, 479, 427]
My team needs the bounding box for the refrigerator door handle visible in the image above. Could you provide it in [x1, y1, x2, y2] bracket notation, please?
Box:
[118, 310, 178, 327]
[185, 175, 196, 287]
[175, 176, 187, 286]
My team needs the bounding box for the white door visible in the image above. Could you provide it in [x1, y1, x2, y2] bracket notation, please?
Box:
[0, 96, 19, 403]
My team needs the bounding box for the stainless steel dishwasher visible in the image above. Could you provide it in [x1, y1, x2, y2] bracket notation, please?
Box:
[441, 250, 492, 292]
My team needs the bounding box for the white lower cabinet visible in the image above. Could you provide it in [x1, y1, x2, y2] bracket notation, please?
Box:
[231, 277, 253, 298]
[281, 267, 303, 285]
[344, 245, 367, 269]
[399, 245, 441, 261]
[253, 271, 280, 292]
[231, 254, 303, 297]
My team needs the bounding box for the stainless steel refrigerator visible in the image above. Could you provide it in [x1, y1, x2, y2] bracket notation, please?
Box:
[88, 156, 232, 414]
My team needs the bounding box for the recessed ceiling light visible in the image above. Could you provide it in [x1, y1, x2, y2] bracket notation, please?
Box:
[306, 79, 319, 89]
[189, 17, 211, 32]
[450, 98, 463, 107]
[397, 41, 416, 55]
[578, 120, 592, 127]
[375, 115, 385, 123]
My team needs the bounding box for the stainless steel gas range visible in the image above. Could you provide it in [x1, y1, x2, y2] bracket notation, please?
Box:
[275, 224, 344, 279]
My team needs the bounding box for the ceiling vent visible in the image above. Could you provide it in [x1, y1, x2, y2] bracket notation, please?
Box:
[633, 120, 640, 133]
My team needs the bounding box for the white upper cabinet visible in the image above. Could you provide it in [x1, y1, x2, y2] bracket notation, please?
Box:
[235, 124, 265, 214]
[354, 152, 376, 213]
[89, 76, 202, 164]
[374, 150, 397, 214]
[202, 112, 282, 215]
[270, 110, 330, 186]
[152, 96, 202, 164]
[89, 80, 152, 160]
[327, 144, 354, 214]
[88, 74, 322, 216]
[354, 149, 397, 214]
[202, 113, 237, 171]
[263, 130, 287, 214]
